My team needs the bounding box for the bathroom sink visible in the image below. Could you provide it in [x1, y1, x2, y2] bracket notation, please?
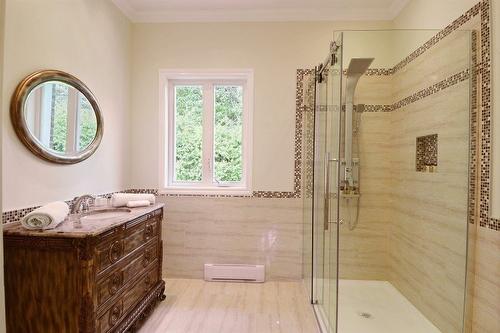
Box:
[80, 208, 132, 221]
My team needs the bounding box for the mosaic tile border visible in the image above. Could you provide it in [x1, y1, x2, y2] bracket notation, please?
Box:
[343, 68, 394, 76]
[1, 70, 314, 222]
[355, 69, 471, 114]
[393, 69, 471, 111]
[478, 0, 495, 230]
[352, 0, 495, 230]
[362, 105, 393, 113]
[147, 69, 316, 200]
[2, 191, 120, 224]
[391, 2, 482, 74]
[469, 30, 479, 225]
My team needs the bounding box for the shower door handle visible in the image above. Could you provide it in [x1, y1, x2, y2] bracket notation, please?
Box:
[324, 154, 339, 231]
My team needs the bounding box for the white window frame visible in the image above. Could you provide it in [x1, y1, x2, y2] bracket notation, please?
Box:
[159, 69, 254, 195]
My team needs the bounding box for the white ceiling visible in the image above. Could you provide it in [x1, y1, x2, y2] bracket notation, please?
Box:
[111, 0, 411, 22]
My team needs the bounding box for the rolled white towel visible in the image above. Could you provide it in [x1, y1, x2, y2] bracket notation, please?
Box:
[111, 193, 155, 207]
[21, 201, 69, 230]
[126, 200, 151, 208]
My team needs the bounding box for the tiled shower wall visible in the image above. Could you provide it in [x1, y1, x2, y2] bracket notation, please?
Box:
[389, 29, 471, 333]
[327, 28, 472, 333]
[338, 76, 393, 281]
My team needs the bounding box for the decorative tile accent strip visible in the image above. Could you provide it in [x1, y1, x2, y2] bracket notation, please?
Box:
[125, 188, 251, 198]
[392, 70, 470, 111]
[365, 68, 394, 76]
[343, 2, 481, 78]
[2, 191, 121, 224]
[2, 206, 40, 225]
[490, 218, 499, 231]
[478, 0, 494, 230]
[391, 2, 481, 74]
[356, 70, 470, 114]
[469, 30, 479, 225]
[342, 68, 394, 76]
[125, 70, 317, 200]
[362, 105, 393, 113]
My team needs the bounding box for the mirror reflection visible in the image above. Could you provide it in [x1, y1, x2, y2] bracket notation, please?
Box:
[24, 81, 97, 155]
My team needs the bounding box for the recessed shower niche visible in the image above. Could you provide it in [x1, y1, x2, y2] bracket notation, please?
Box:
[416, 134, 438, 172]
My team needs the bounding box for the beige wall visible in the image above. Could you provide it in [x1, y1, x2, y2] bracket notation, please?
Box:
[393, 0, 478, 29]
[1, 0, 132, 210]
[0, 0, 5, 330]
[130, 21, 390, 191]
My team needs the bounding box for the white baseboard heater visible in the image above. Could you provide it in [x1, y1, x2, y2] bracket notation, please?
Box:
[204, 264, 265, 283]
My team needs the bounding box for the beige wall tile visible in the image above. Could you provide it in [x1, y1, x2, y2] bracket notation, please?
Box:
[160, 197, 303, 280]
[471, 228, 500, 333]
[389, 82, 470, 333]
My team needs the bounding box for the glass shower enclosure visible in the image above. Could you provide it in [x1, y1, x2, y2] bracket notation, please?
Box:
[304, 28, 473, 333]
[310, 33, 343, 333]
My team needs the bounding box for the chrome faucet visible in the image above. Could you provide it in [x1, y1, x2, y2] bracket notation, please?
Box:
[71, 194, 96, 214]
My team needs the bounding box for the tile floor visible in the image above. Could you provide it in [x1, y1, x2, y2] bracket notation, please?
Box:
[138, 278, 320, 333]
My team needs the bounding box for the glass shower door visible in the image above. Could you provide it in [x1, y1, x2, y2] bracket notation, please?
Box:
[312, 34, 343, 333]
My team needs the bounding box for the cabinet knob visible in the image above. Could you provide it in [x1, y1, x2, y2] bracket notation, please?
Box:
[144, 224, 154, 240]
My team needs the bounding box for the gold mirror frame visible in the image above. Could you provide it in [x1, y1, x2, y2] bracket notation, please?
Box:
[10, 70, 104, 164]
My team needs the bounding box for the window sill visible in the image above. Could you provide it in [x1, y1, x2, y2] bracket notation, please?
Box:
[158, 187, 252, 196]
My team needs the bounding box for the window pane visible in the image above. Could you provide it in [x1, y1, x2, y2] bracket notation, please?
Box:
[78, 95, 97, 151]
[214, 85, 243, 182]
[50, 83, 69, 153]
[174, 85, 203, 182]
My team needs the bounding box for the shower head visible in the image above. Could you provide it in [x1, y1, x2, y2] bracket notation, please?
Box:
[344, 57, 375, 191]
[346, 58, 375, 76]
[345, 58, 375, 104]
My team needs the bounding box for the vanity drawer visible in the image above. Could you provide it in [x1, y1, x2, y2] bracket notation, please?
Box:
[96, 238, 159, 308]
[95, 237, 124, 275]
[123, 215, 160, 256]
[95, 213, 161, 275]
[96, 266, 160, 333]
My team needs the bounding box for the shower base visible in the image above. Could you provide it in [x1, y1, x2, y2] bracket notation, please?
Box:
[338, 280, 441, 333]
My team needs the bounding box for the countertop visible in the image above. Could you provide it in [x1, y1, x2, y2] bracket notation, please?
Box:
[3, 203, 164, 238]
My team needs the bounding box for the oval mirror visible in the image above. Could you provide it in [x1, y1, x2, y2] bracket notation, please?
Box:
[10, 70, 103, 164]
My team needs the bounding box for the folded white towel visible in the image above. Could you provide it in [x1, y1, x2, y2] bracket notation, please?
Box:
[126, 200, 151, 208]
[21, 201, 69, 230]
[111, 193, 155, 207]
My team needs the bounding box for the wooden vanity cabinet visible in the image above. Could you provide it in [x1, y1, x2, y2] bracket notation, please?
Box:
[3, 206, 165, 333]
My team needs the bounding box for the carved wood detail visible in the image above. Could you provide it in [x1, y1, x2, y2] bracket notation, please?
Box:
[4, 207, 165, 333]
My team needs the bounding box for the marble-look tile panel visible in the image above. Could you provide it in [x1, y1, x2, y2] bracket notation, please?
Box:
[159, 197, 303, 280]
[389, 81, 469, 333]
[339, 112, 392, 281]
[471, 227, 500, 333]
[353, 75, 393, 106]
[392, 30, 471, 104]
